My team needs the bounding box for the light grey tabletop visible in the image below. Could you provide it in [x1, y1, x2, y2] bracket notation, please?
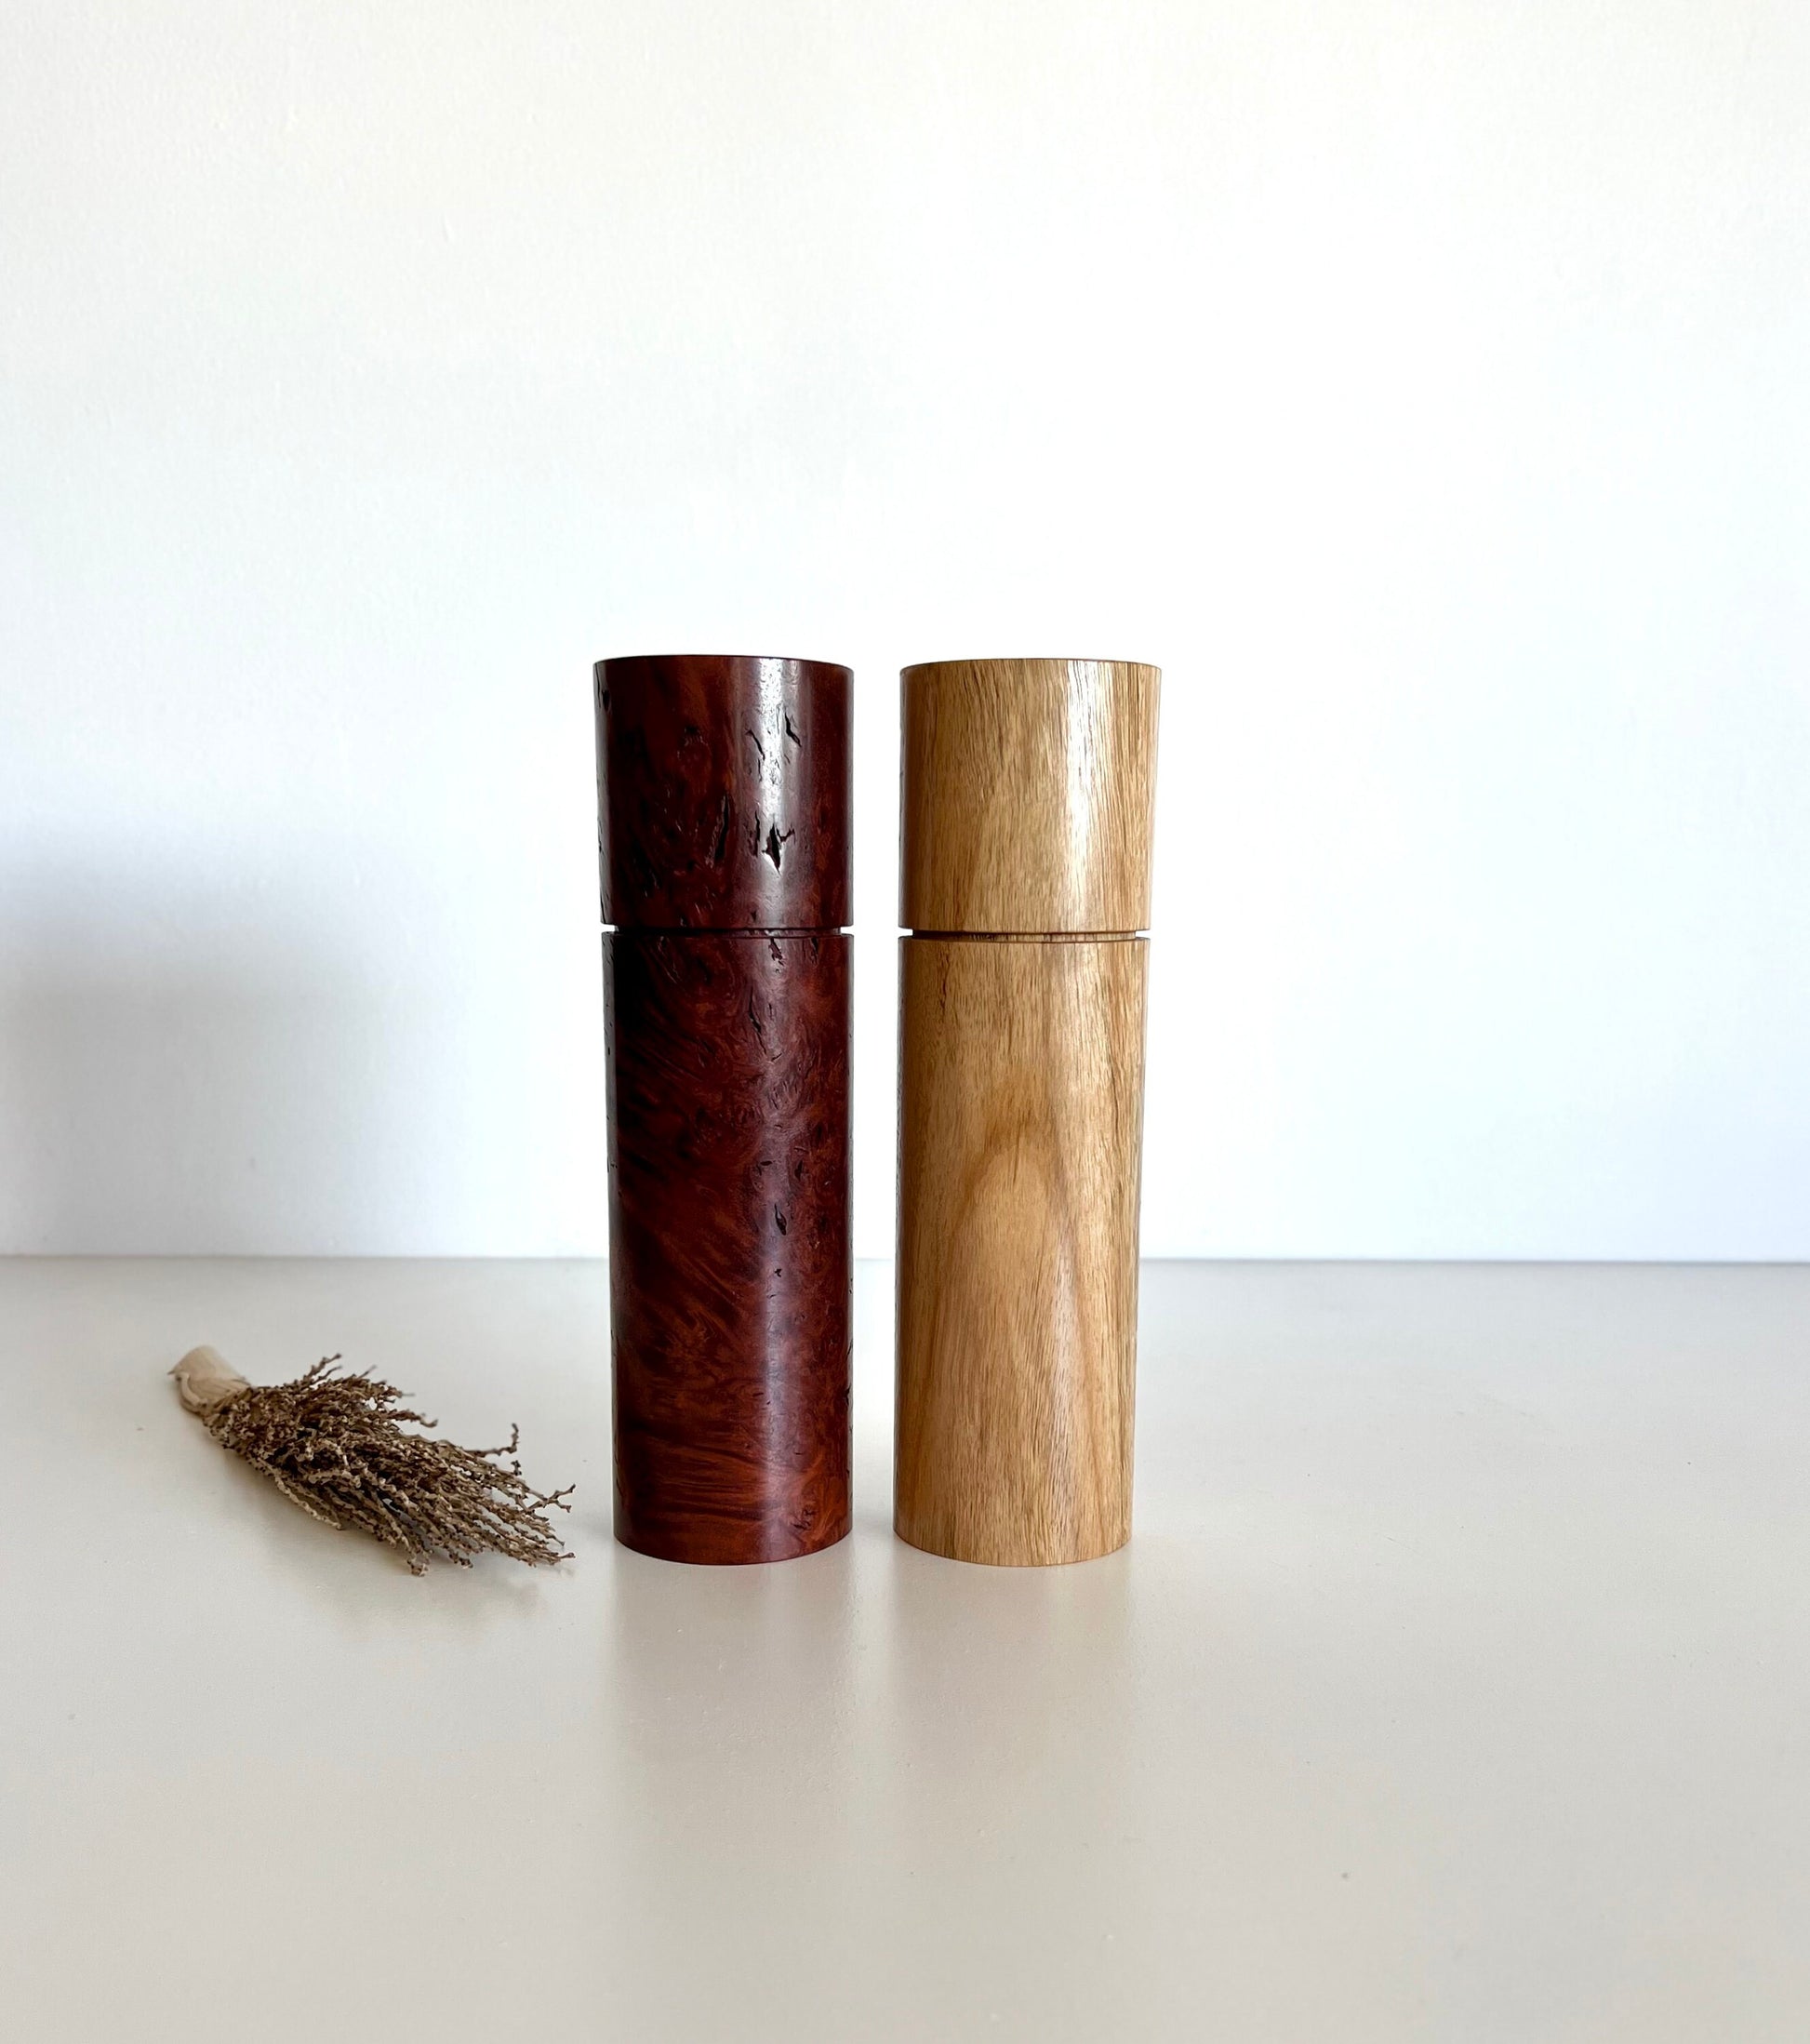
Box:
[3, 1258, 1806, 2042]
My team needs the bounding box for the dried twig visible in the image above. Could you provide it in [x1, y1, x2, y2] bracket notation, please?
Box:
[171, 1347, 573, 1573]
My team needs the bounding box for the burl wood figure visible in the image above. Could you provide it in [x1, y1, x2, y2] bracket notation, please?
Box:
[596, 654, 851, 1564]
[896, 658, 1160, 1567]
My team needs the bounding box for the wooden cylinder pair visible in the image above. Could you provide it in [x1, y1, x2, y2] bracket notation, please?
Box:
[895, 659, 1160, 1567]
[596, 654, 851, 1565]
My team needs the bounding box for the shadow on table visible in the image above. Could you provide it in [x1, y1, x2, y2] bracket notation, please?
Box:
[595, 1521, 1138, 2034]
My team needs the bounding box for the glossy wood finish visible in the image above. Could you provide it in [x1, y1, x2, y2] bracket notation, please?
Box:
[606, 929, 850, 1564]
[901, 659, 1158, 934]
[898, 655, 1158, 1566]
[597, 654, 850, 929]
[895, 934, 1148, 1565]
[598, 651, 851, 1566]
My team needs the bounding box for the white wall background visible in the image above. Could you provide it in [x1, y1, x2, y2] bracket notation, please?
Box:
[3, 0, 1807, 1261]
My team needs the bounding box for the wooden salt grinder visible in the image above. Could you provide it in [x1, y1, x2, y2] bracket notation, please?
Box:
[596, 655, 852, 1564]
[895, 659, 1160, 1566]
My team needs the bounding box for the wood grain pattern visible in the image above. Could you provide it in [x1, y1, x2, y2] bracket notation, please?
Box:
[894, 934, 1148, 1566]
[606, 929, 850, 1565]
[598, 654, 850, 929]
[901, 659, 1159, 934]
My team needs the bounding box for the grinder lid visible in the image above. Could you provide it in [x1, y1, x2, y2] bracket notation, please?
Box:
[900, 658, 1159, 934]
[596, 654, 851, 930]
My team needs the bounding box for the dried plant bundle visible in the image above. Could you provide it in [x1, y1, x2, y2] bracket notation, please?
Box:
[171, 1346, 574, 1573]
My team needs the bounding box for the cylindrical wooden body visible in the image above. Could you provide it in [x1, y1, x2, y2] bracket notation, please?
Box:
[896, 934, 1147, 1565]
[597, 654, 852, 1565]
[895, 658, 1159, 1567]
[606, 929, 850, 1563]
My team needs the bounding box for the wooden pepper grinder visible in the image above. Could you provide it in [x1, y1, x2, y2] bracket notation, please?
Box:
[895, 658, 1160, 1566]
[596, 654, 852, 1564]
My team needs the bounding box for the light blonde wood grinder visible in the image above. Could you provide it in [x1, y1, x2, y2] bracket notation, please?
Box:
[895, 658, 1160, 1566]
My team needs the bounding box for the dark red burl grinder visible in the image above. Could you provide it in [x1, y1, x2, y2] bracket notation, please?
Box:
[595, 655, 852, 1564]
